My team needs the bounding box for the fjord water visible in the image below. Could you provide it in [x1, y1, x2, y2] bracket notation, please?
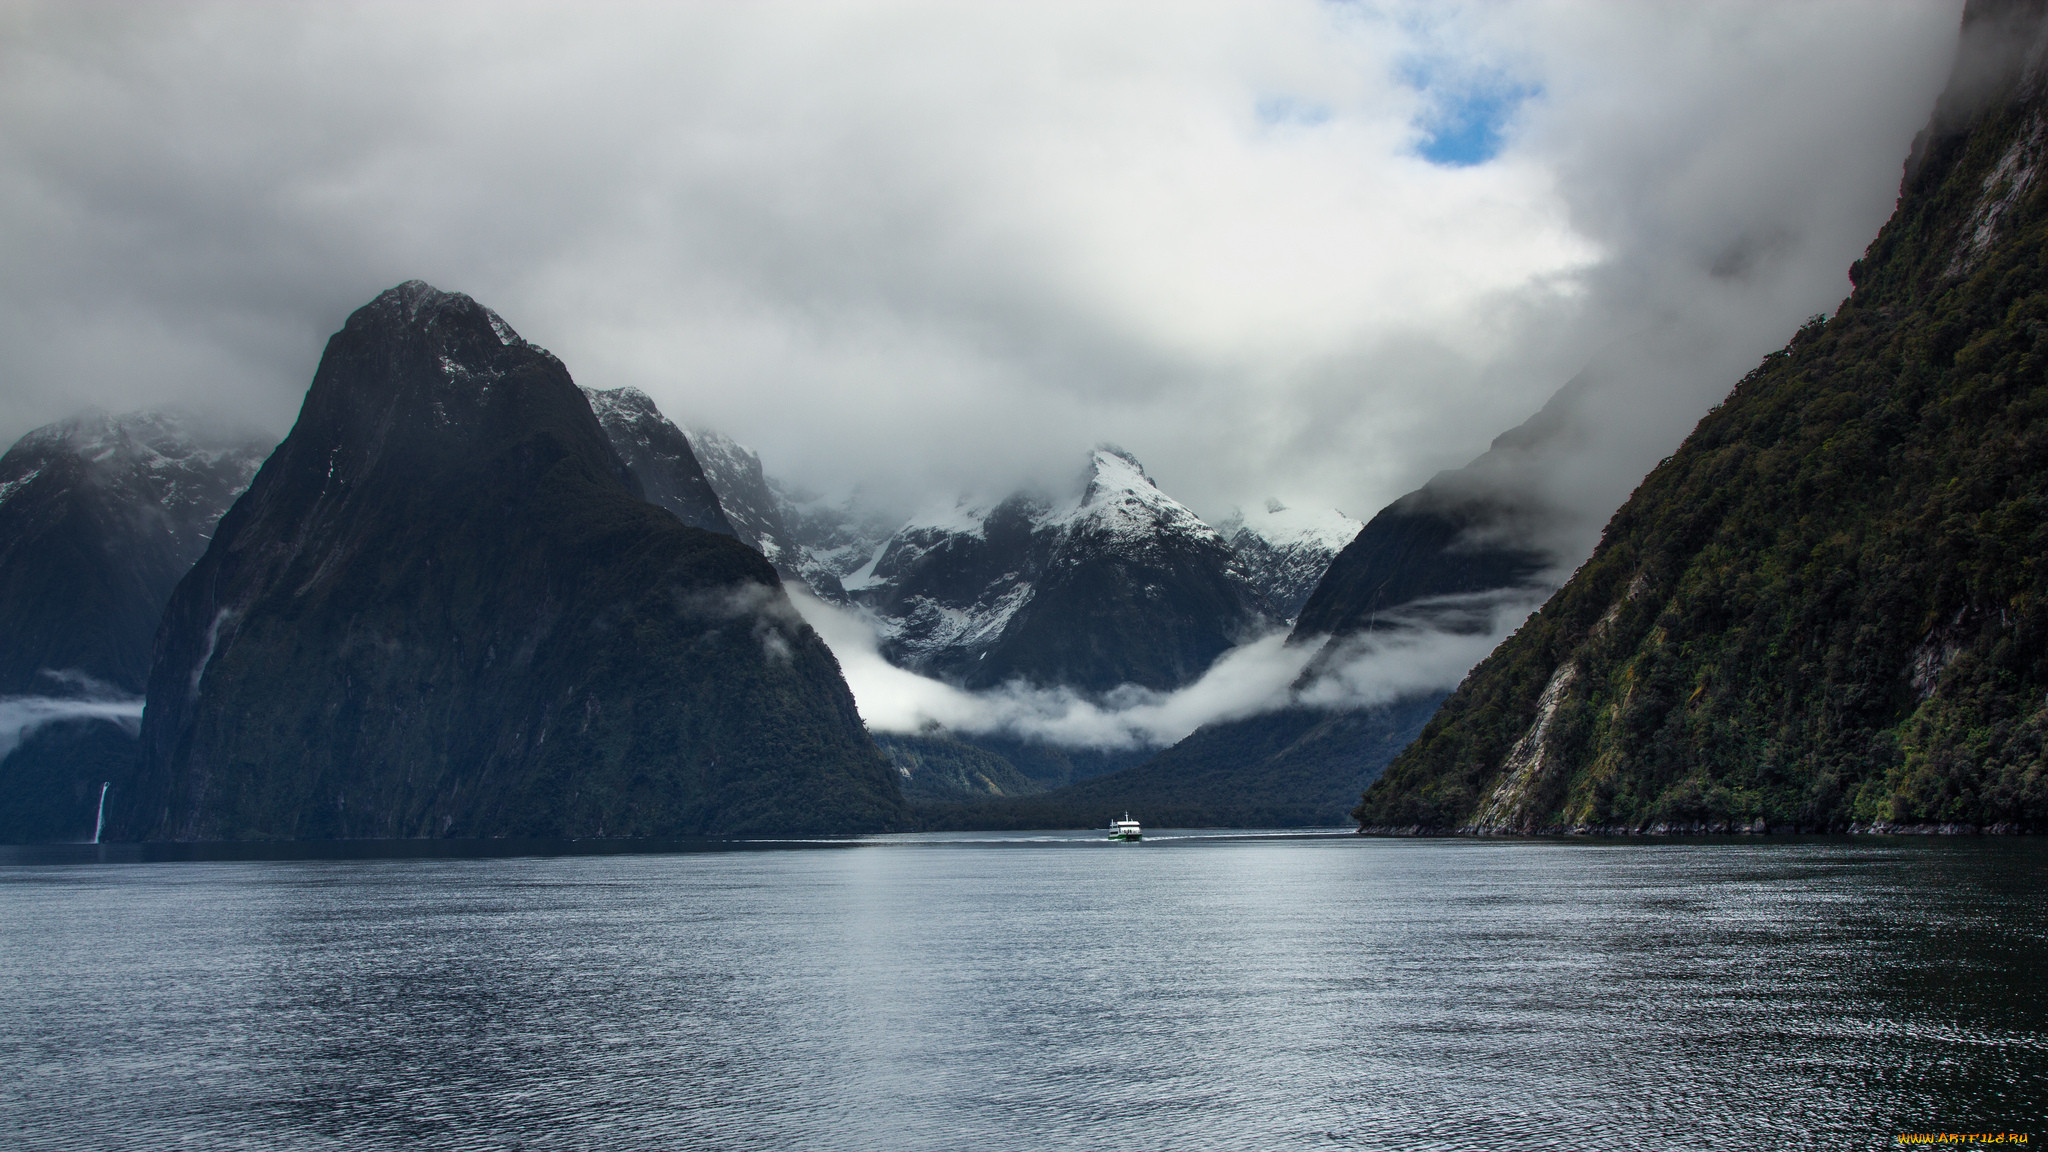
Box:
[2, 835, 2044, 1150]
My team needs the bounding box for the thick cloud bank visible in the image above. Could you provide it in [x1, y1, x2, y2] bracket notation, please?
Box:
[0, 2, 1962, 540]
[791, 585, 1539, 750]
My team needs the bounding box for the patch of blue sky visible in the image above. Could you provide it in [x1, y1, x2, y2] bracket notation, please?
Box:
[1401, 57, 1540, 167]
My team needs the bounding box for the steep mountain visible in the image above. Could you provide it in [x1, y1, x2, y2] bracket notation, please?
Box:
[582, 387, 734, 536]
[1359, 0, 2048, 835]
[1218, 500, 1362, 620]
[0, 410, 267, 842]
[114, 281, 903, 841]
[853, 447, 1275, 694]
[682, 426, 805, 576]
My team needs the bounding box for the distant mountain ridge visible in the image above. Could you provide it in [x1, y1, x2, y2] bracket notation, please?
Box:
[846, 447, 1276, 694]
[0, 410, 268, 842]
[615, 395, 1360, 696]
[0, 410, 268, 695]
[992, 389, 1572, 827]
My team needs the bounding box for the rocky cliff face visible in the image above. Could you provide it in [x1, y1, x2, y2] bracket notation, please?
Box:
[1359, 0, 2048, 835]
[582, 386, 734, 537]
[678, 425, 896, 600]
[0, 410, 267, 842]
[116, 281, 903, 840]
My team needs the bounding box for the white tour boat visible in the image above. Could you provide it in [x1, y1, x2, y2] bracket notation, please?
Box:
[1107, 813, 1142, 842]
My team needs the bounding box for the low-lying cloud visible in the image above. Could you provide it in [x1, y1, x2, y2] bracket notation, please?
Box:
[790, 584, 1542, 751]
[1293, 589, 1550, 712]
[0, 682, 145, 760]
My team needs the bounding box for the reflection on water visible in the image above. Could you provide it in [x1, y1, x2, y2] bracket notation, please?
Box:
[2, 835, 2043, 1150]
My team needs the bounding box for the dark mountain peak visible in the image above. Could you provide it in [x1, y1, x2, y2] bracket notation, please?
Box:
[120, 284, 902, 841]
[368, 279, 515, 334]
[259, 281, 635, 519]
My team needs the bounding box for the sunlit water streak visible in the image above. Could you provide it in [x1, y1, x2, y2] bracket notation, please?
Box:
[2, 835, 2043, 1150]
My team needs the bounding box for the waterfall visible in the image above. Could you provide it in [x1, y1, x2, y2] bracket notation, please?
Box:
[93, 782, 109, 845]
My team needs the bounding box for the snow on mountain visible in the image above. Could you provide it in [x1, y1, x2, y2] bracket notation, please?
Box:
[775, 483, 900, 597]
[657, 424, 1346, 692]
[681, 426, 800, 568]
[843, 447, 1279, 694]
[2, 409, 270, 565]
[1044, 447, 1221, 545]
[1219, 498, 1363, 620]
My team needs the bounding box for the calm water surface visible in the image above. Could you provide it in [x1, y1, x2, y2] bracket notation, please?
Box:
[2, 832, 2044, 1151]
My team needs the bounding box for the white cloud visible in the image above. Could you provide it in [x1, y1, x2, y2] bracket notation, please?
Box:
[0, 1, 1964, 540]
[790, 584, 1308, 749]
[789, 581, 1542, 750]
[0, 693, 144, 759]
[1292, 588, 1549, 711]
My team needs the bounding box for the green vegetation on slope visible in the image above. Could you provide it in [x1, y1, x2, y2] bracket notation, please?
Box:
[1360, 15, 2048, 834]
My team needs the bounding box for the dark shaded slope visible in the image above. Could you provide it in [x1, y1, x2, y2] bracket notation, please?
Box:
[0, 413, 266, 695]
[584, 387, 735, 536]
[863, 449, 1272, 696]
[116, 282, 902, 841]
[873, 732, 1043, 801]
[0, 412, 266, 842]
[1360, 0, 2048, 834]
[1293, 478, 1550, 641]
[917, 696, 1445, 830]
[966, 515, 1270, 694]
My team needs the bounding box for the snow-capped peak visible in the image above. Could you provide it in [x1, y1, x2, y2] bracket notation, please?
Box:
[1222, 498, 1362, 555]
[583, 385, 659, 423]
[1049, 445, 1221, 545]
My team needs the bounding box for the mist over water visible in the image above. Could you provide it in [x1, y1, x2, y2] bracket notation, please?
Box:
[4, 836, 2043, 1151]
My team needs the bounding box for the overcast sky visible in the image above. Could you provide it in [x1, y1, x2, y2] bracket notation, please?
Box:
[0, 0, 1962, 533]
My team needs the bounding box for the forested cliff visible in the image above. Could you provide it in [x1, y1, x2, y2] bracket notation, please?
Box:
[1359, 0, 2048, 834]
